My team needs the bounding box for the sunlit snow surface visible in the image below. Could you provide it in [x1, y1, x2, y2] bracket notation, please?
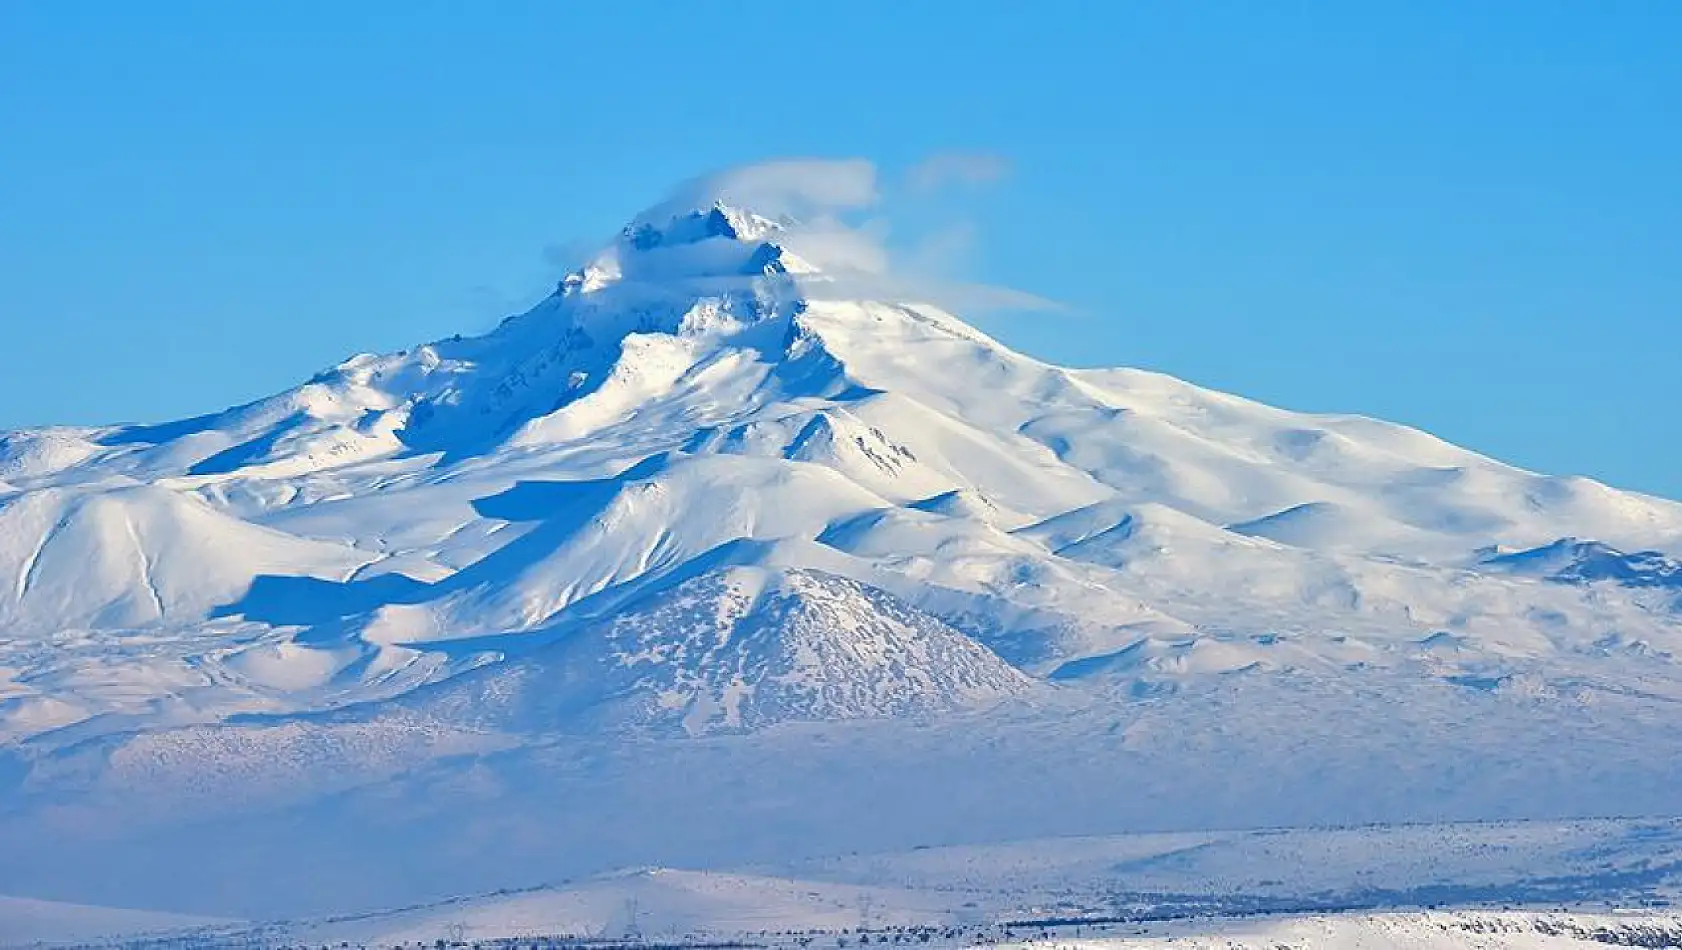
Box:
[12, 820, 1682, 948]
[1, 195, 1680, 920]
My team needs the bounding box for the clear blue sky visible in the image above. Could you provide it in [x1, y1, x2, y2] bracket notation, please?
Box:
[2, 2, 1678, 497]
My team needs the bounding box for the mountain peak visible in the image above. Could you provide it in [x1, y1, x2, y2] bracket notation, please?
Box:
[558, 201, 817, 299]
[622, 202, 784, 251]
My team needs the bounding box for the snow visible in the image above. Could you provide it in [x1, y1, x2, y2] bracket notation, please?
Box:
[0, 895, 228, 948]
[11, 820, 1682, 947]
[0, 485, 371, 633]
[244, 869, 971, 947]
[1, 181, 1681, 925]
[393, 564, 1032, 736]
[1001, 913, 1682, 949]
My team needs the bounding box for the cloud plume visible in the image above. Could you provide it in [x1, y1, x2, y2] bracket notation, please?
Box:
[646, 158, 879, 224]
[599, 155, 1055, 315]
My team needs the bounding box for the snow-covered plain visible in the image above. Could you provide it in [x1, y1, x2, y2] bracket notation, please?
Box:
[0, 895, 227, 948]
[2, 182, 1681, 925]
[14, 819, 1682, 948]
[1007, 914, 1682, 950]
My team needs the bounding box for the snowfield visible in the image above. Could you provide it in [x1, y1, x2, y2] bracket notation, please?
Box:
[9, 820, 1682, 948]
[999, 914, 1682, 950]
[0, 895, 228, 948]
[1, 183, 1680, 929]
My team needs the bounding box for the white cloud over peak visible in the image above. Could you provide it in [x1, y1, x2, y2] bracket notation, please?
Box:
[649, 158, 879, 224]
[596, 155, 1055, 314]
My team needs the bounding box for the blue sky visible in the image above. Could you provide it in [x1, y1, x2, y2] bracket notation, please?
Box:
[1, 2, 1678, 497]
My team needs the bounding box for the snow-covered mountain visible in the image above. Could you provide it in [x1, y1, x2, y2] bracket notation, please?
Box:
[3, 180, 1681, 918]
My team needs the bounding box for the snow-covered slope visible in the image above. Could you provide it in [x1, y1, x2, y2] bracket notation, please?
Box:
[24, 819, 1682, 948]
[242, 868, 971, 948]
[400, 564, 1033, 736]
[0, 895, 228, 948]
[2, 178, 1681, 919]
[0, 485, 370, 633]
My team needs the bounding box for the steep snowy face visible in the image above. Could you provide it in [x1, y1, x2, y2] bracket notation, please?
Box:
[381, 201, 824, 455]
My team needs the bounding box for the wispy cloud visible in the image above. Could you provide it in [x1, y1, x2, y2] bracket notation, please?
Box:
[779, 217, 892, 274]
[584, 154, 1055, 315]
[904, 151, 1013, 195]
[648, 158, 879, 223]
[806, 273, 1062, 315]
